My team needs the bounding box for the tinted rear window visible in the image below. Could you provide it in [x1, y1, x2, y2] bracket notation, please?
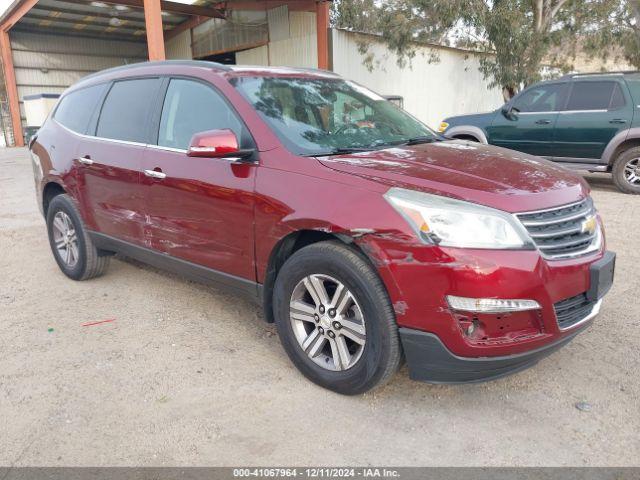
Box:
[96, 78, 160, 143]
[566, 81, 617, 110]
[54, 84, 106, 134]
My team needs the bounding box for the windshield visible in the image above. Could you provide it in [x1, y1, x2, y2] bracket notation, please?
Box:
[230, 76, 437, 156]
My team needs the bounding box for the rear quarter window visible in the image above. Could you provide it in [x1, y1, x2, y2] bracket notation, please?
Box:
[623, 75, 640, 107]
[54, 84, 107, 134]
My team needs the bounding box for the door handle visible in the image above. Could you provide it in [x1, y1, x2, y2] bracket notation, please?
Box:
[144, 169, 166, 180]
[610, 119, 627, 124]
[76, 155, 94, 165]
[535, 119, 552, 125]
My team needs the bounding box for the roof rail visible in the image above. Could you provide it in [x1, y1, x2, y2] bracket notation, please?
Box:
[81, 60, 230, 81]
[559, 70, 640, 80]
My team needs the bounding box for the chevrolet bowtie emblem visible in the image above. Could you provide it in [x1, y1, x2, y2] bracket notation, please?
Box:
[581, 216, 597, 235]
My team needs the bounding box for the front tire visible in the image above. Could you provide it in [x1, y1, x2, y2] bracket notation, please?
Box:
[273, 241, 402, 395]
[612, 147, 640, 194]
[46, 194, 110, 280]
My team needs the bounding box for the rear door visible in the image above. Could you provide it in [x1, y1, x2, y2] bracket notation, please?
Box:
[77, 77, 162, 245]
[487, 82, 568, 157]
[552, 79, 633, 162]
[140, 77, 257, 281]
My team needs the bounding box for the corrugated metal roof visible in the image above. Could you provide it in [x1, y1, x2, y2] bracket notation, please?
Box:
[8, 0, 222, 42]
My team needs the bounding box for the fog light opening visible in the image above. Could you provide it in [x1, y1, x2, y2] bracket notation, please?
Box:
[456, 314, 480, 338]
[466, 320, 476, 336]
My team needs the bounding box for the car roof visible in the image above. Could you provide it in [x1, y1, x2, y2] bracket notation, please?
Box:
[558, 71, 640, 80]
[76, 60, 341, 88]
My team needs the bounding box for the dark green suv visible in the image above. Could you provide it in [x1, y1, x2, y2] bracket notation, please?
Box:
[439, 72, 640, 194]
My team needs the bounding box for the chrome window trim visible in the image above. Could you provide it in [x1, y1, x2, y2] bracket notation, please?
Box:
[518, 109, 612, 115]
[559, 109, 608, 114]
[53, 118, 148, 148]
[558, 299, 602, 331]
[54, 118, 249, 161]
[517, 111, 558, 115]
[147, 144, 187, 154]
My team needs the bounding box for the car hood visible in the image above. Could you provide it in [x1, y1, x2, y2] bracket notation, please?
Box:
[317, 140, 589, 213]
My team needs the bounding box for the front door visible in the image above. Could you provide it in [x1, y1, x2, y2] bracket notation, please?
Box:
[141, 77, 257, 281]
[77, 77, 162, 245]
[487, 82, 568, 157]
[552, 79, 633, 161]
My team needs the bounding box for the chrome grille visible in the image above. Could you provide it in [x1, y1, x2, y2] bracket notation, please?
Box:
[516, 198, 599, 259]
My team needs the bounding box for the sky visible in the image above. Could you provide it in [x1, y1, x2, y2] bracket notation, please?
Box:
[0, 0, 11, 18]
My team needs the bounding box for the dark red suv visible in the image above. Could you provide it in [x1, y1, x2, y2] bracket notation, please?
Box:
[30, 61, 615, 394]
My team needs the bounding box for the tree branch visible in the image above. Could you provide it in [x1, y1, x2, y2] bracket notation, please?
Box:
[533, 0, 544, 31]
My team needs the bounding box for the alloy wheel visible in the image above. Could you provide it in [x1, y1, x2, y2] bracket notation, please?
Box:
[52, 211, 79, 267]
[289, 274, 366, 371]
[623, 158, 640, 186]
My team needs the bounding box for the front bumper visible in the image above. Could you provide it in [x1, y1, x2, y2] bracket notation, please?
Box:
[357, 227, 613, 358]
[399, 321, 590, 384]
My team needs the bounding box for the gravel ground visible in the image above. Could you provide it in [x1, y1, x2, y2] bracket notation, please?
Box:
[0, 147, 638, 467]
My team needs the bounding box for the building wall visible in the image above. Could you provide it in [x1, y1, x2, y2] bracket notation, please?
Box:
[331, 29, 504, 129]
[192, 9, 269, 59]
[268, 11, 316, 67]
[236, 44, 269, 65]
[10, 31, 147, 125]
[234, 8, 317, 68]
[165, 29, 193, 60]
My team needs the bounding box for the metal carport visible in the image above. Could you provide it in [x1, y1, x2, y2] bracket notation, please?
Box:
[0, 0, 330, 146]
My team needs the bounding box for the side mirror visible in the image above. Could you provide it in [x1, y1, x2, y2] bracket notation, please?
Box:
[501, 104, 518, 120]
[187, 129, 254, 161]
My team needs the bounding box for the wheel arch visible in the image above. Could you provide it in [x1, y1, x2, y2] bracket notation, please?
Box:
[605, 137, 640, 170]
[260, 229, 379, 323]
[42, 181, 66, 216]
[445, 125, 488, 144]
[601, 128, 640, 168]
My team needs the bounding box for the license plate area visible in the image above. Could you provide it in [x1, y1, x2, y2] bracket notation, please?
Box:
[587, 251, 615, 301]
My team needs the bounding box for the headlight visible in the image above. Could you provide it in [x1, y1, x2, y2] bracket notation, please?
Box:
[383, 187, 533, 249]
[438, 121, 449, 133]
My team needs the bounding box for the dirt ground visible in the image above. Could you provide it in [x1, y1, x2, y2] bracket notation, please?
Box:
[0, 147, 638, 467]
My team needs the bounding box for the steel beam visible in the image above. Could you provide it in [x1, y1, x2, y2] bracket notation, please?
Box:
[0, 30, 23, 146]
[143, 0, 165, 60]
[316, 0, 329, 70]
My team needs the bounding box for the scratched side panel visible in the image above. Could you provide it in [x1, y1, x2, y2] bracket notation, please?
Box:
[75, 137, 145, 245]
[253, 151, 411, 284]
[31, 120, 81, 214]
[141, 148, 257, 281]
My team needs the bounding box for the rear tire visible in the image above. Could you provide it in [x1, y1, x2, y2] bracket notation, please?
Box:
[612, 147, 640, 194]
[273, 241, 402, 395]
[46, 194, 110, 280]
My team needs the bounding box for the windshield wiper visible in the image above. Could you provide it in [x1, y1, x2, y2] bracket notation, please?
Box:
[304, 138, 439, 157]
[310, 147, 379, 156]
[402, 135, 439, 146]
